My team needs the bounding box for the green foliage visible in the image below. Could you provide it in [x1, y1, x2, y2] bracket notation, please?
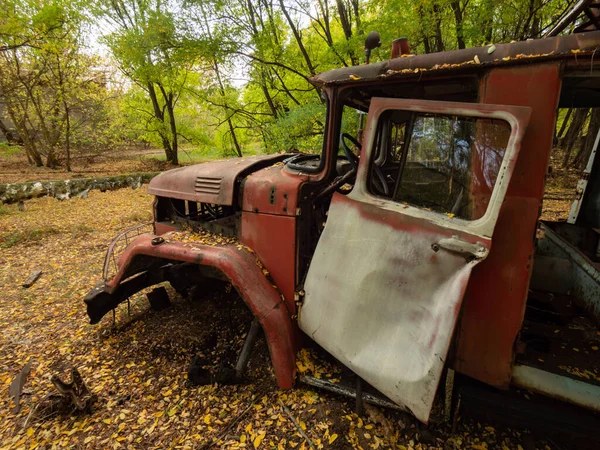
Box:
[267, 102, 326, 153]
[0, 0, 578, 168]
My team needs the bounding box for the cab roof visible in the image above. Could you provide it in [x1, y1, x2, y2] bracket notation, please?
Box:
[310, 30, 600, 87]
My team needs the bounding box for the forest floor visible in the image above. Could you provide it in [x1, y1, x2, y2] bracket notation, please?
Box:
[0, 189, 569, 450]
[0, 145, 240, 184]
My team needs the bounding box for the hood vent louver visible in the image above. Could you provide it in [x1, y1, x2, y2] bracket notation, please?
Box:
[194, 176, 222, 195]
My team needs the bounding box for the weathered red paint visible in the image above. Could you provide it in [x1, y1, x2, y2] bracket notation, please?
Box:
[107, 234, 299, 389]
[154, 222, 178, 235]
[455, 63, 562, 387]
[240, 212, 297, 311]
[242, 164, 308, 216]
[147, 154, 287, 206]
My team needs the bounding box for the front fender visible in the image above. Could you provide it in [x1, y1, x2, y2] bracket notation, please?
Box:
[85, 234, 298, 389]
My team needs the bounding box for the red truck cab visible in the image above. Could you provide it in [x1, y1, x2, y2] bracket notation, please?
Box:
[85, 31, 600, 424]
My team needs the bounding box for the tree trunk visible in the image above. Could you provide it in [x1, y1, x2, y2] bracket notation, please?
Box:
[336, 0, 353, 41]
[227, 117, 243, 158]
[418, 6, 432, 53]
[279, 0, 316, 75]
[433, 3, 445, 52]
[8, 108, 43, 166]
[482, 0, 494, 44]
[146, 81, 176, 164]
[0, 118, 20, 144]
[573, 109, 600, 169]
[562, 108, 590, 168]
[450, 1, 466, 49]
[64, 106, 71, 171]
[158, 83, 179, 165]
[556, 108, 573, 142]
[213, 63, 243, 157]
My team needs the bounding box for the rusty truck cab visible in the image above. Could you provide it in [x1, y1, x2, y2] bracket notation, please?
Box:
[85, 31, 600, 425]
[297, 31, 600, 422]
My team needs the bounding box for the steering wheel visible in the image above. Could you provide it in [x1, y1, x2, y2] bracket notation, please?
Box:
[341, 133, 360, 170]
[340, 133, 390, 196]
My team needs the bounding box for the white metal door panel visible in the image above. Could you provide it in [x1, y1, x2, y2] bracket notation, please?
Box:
[299, 196, 481, 423]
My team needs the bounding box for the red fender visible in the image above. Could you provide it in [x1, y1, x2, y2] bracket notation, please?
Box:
[107, 234, 298, 389]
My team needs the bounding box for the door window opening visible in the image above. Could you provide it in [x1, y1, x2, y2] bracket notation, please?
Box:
[369, 111, 511, 220]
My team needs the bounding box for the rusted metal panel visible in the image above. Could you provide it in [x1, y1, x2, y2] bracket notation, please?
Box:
[300, 194, 489, 423]
[147, 154, 287, 205]
[455, 64, 562, 387]
[90, 234, 299, 389]
[154, 221, 178, 236]
[311, 31, 600, 87]
[300, 98, 529, 423]
[240, 212, 297, 311]
[242, 164, 308, 216]
[541, 223, 600, 322]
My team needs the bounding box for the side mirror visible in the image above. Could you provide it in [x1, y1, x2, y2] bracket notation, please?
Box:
[365, 31, 382, 51]
[365, 31, 381, 64]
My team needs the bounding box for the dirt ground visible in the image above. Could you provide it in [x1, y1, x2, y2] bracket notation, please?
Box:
[0, 147, 172, 184]
[0, 188, 568, 449]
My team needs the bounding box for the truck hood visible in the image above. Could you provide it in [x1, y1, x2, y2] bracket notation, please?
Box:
[147, 154, 288, 205]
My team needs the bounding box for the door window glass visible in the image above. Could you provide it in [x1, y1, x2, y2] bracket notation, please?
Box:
[369, 112, 511, 220]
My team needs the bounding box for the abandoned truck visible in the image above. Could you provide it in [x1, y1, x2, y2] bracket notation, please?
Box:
[85, 31, 600, 425]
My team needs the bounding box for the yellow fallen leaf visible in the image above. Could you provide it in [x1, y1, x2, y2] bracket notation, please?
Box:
[26, 428, 34, 437]
[328, 434, 338, 444]
[102, 418, 111, 425]
[254, 431, 266, 448]
[204, 415, 211, 424]
[349, 74, 361, 80]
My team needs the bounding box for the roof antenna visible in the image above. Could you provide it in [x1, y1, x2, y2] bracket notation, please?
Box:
[365, 31, 381, 64]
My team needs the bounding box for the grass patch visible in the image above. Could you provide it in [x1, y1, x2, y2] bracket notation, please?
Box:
[143, 145, 265, 164]
[0, 204, 14, 216]
[0, 226, 61, 248]
[0, 142, 23, 158]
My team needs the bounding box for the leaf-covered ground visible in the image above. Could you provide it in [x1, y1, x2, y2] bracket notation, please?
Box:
[0, 188, 564, 449]
[0, 147, 168, 184]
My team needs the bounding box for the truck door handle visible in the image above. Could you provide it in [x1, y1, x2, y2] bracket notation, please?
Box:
[432, 235, 489, 259]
